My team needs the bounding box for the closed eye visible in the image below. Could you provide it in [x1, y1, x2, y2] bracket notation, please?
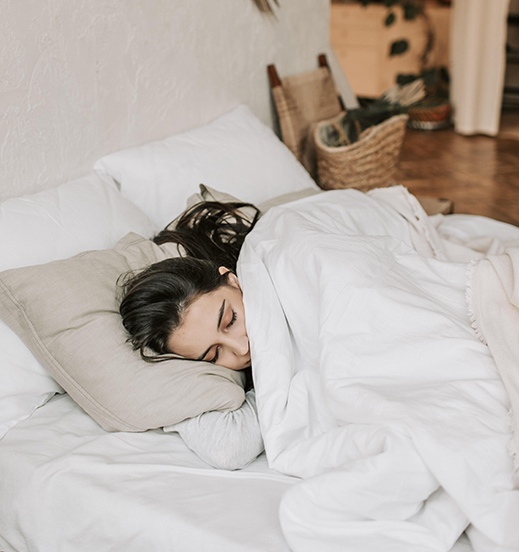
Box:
[226, 311, 237, 330]
[209, 312, 235, 363]
[210, 346, 220, 364]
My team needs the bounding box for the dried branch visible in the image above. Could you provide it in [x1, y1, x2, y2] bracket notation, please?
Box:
[251, 0, 279, 15]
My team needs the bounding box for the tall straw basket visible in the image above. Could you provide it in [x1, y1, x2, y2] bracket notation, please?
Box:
[315, 113, 409, 192]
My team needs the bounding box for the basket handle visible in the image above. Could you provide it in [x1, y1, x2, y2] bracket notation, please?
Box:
[331, 120, 350, 147]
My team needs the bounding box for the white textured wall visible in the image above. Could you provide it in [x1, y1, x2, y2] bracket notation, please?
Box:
[0, 0, 355, 200]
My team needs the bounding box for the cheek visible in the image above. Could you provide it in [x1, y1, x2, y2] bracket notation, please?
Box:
[232, 292, 246, 320]
[238, 304, 248, 332]
[217, 355, 244, 371]
[165, 331, 175, 353]
[166, 329, 193, 357]
[165, 335, 179, 355]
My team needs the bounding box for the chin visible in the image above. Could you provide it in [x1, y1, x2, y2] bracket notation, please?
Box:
[231, 364, 250, 371]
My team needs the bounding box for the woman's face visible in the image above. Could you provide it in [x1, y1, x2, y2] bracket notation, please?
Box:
[167, 268, 250, 371]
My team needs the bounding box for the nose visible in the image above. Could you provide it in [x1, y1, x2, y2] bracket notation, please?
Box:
[224, 333, 249, 356]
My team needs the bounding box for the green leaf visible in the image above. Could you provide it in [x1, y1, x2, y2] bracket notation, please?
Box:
[385, 12, 396, 26]
[439, 66, 450, 84]
[389, 39, 409, 56]
[422, 68, 437, 87]
[403, 3, 419, 20]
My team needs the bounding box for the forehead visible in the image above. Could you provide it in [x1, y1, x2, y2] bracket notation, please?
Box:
[167, 285, 233, 357]
[183, 289, 224, 331]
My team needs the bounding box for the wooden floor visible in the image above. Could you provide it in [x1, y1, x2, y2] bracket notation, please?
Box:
[395, 110, 519, 227]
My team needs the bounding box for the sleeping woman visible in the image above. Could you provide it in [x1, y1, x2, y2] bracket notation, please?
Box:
[119, 191, 519, 548]
[119, 201, 263, 469]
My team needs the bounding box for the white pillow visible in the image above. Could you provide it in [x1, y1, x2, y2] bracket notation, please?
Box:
[0, 173, 158, 272]
[0, 173, 159, 439]
[94, 104, 319, 228]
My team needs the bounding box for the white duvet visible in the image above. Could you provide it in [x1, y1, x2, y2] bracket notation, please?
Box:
[237, 188, 519, 552]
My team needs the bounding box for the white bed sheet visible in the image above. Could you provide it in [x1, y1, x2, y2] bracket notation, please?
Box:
[437, 213, 519, 244]
[0, 395, 480, 552]
[0, 394, 296, 552]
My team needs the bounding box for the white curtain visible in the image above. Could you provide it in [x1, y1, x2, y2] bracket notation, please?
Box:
[450, 0, 510, 136]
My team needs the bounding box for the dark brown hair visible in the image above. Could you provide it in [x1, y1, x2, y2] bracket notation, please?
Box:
[119, 200, 260, 362]
[154, 201, 260, 273]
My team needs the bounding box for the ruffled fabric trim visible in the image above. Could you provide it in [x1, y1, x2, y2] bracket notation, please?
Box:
[466, 260, 519, 479]
[465, 258, 487, 345]
[507, 409, 519, 478]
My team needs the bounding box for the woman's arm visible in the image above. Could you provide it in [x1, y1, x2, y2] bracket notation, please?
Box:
[163, 390, 264, 470]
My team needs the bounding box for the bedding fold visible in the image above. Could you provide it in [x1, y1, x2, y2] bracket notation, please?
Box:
[467, 249, 519, 471]
[237, 187, 519, 552]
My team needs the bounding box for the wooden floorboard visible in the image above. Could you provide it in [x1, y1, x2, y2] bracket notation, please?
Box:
[395, 110, 519, 227]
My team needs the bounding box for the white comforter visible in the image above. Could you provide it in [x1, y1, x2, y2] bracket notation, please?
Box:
[237, 188, 519, 552]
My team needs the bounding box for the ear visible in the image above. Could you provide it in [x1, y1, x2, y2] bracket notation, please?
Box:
[218, 266, 240, 289]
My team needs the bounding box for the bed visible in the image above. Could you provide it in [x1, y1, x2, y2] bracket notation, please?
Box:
[1, 103, 519, 552]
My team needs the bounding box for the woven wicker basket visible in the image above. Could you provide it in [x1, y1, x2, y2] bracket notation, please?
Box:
[315, 113, 409, 192]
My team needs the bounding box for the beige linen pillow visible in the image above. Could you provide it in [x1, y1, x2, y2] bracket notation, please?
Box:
[185, 185, 452, 220]
[0, 233, 245, 432]
[178, 184, 322, 227]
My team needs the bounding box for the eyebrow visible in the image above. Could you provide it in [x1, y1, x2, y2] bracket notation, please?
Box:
[197, 299, 226, 361]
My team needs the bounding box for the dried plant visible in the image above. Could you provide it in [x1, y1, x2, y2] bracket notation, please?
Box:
[251, 0, 279, 15]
